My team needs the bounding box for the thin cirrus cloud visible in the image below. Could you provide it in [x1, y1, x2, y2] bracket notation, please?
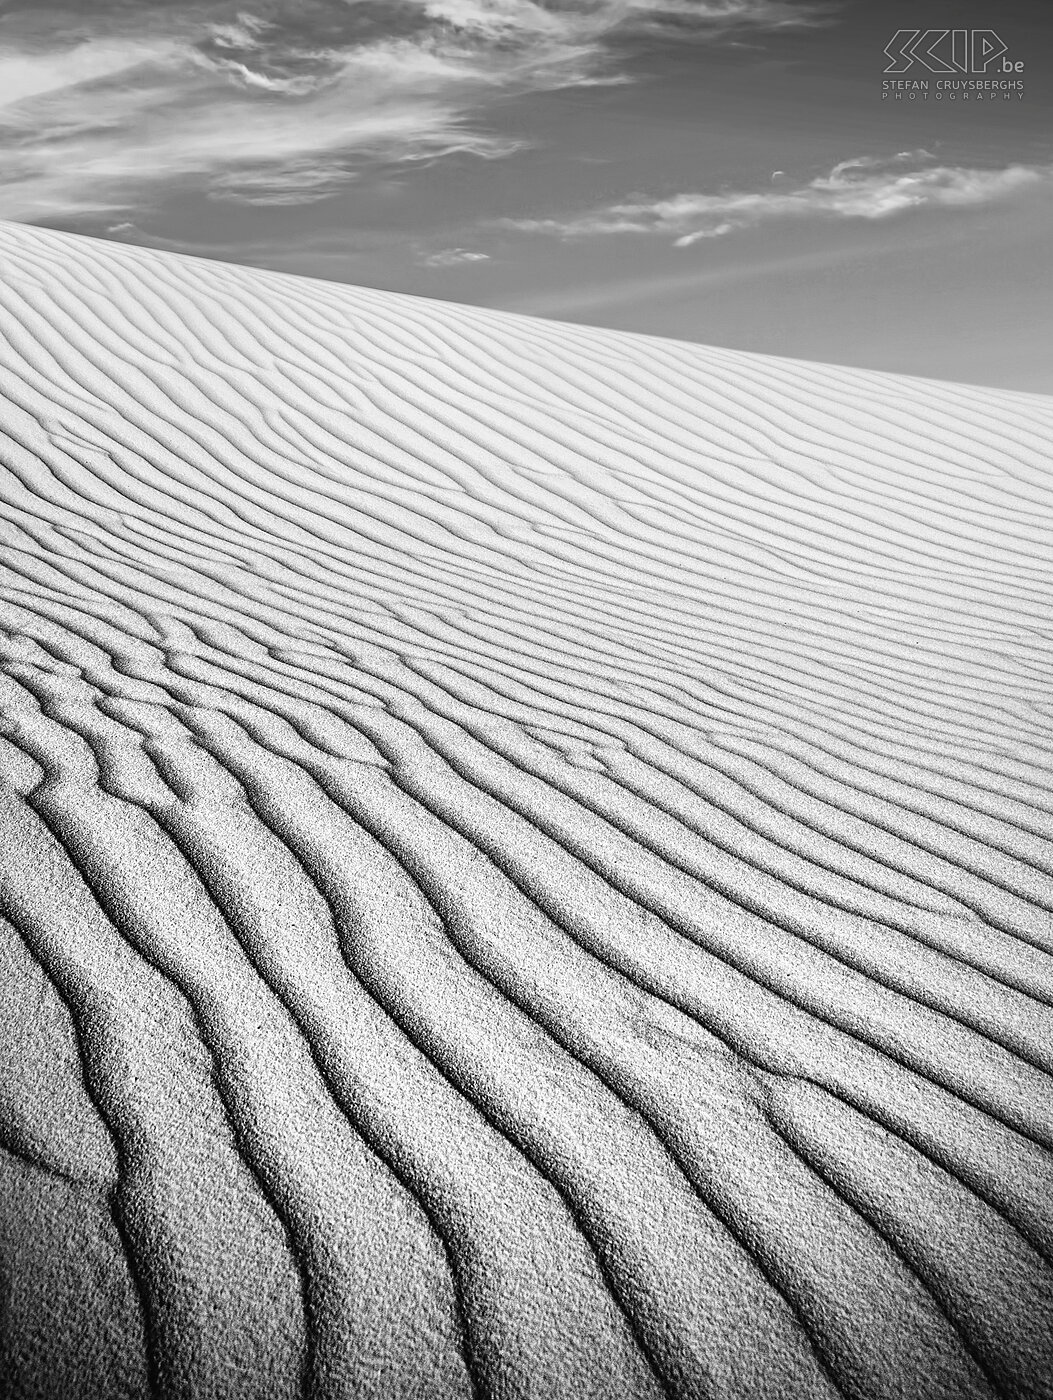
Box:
[502, 152, 1053, 244]
[422, 246, 492, 266]
[0, 0, 831, 222]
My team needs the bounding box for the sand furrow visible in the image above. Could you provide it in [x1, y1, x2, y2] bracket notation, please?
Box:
[0, 791, 306, 1400]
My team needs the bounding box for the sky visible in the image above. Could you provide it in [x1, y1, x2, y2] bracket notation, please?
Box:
[1, 0, 1051, 391]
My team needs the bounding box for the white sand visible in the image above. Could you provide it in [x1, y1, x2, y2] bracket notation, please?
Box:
[1, 219, 1052, 1400]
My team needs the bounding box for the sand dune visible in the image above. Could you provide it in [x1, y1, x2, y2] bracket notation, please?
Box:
[1, 219, 1052, 1400]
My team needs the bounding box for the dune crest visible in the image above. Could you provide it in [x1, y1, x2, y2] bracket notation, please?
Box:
[1, 219, 1052, 1400]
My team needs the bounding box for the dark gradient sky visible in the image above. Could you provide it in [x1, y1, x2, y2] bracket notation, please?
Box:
[2, 0, 1051, 389]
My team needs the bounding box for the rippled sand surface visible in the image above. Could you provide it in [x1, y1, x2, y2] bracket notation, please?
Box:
[2, 220, 1053, 1400]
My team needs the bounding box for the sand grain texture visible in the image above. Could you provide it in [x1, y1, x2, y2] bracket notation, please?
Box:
[1, 221, 1052, 1400]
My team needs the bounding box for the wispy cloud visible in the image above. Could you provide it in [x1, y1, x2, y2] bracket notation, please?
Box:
[0, 1, 830, 222]
[209, 162, 360, 206]
[421, 246, 492, 266]
[415, 0, 831, 40]
[503, 151, 1052, 244]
